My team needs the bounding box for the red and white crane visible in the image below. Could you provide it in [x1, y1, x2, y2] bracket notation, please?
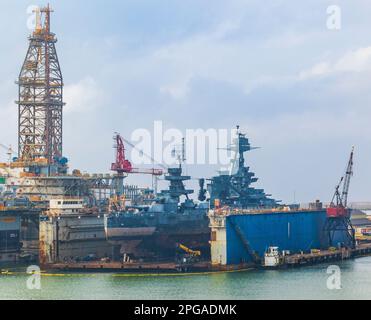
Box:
[327, 147, 354, 218]
[111, 134, 164, 177]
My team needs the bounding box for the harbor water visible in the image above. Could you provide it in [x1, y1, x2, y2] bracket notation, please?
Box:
[1, 257, 371, 300]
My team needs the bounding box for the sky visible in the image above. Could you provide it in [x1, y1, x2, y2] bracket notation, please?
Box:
[0, 0, 370, 203]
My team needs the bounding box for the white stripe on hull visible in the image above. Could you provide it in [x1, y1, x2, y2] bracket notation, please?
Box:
[106, 227, 156, 238]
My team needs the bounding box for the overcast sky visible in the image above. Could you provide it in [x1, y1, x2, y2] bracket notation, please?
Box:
[0, 0, 370, 203]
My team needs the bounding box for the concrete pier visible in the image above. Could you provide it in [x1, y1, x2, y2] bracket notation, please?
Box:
[282, 242, 371, 267]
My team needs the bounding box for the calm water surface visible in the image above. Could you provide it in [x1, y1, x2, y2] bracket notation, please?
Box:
[1, 257, 371, 300]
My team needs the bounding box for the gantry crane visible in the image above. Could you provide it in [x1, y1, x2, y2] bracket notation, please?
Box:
[324, 147, 355, 248]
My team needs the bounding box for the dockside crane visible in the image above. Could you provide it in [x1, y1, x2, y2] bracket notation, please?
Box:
[327, 147, 354, 217]
[111, 134, 164, 196]
[325, 147, 355, 248]
[111, 133, 164, 176]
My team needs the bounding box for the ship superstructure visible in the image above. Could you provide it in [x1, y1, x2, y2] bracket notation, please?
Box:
[208, 126, 278, 209]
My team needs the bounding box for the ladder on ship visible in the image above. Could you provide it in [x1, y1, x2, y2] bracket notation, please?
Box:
[228, 218, 261, 264]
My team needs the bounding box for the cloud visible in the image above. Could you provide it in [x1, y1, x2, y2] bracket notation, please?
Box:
[64, 77, 104, 114]
[335, 46, 371, 72]
[299, 46, 371, 80]
[160, 83, 189, 100]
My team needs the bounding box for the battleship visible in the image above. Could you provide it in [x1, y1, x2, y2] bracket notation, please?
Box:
[104, 165, 210, 260]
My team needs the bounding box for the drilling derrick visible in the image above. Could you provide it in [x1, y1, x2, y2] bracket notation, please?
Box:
[16, 5, 64, 172]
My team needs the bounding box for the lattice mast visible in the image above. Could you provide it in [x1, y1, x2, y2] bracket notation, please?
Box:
[16, 4, 64, 165]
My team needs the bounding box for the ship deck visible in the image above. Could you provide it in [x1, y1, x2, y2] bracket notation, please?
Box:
[210, 207, 325, 217]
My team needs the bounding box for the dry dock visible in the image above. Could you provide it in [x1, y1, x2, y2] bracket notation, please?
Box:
[41, 243, 371, 273]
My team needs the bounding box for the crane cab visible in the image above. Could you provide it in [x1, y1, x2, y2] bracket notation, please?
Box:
[326, 206, 349, 218]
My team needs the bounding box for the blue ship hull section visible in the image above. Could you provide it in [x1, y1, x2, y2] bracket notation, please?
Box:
[226, 210, 348, 264]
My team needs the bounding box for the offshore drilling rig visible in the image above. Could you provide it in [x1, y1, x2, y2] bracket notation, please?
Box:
[0, 5, 76, 200]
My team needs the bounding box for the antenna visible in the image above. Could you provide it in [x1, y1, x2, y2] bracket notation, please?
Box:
[171, 138, 186, 167]
[182, 137, 186, 163]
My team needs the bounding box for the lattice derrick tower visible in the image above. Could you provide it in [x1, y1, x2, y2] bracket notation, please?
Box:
[16, 4, 64, 164]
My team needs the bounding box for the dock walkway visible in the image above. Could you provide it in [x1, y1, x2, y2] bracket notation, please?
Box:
[284, 242, 371, 267]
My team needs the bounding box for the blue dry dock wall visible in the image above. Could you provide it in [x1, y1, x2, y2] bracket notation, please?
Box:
[226, 210, 329, 264]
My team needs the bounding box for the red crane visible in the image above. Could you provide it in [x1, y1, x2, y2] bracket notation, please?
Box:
[111, 134, 163, 177]
[327, 147, 354, 218]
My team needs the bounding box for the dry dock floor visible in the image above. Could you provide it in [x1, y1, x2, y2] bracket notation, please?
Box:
[43, 261, 211, 273]
[42, 243, 371, 273]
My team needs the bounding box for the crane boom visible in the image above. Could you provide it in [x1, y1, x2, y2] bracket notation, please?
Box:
[177, 243, 201, 257]
[130, 168, 163, 176]
[121, 136, 167, 171]
[111, 134, 164, 176]
[341, 147, 354, 208]
[327, 147, 355, 218]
